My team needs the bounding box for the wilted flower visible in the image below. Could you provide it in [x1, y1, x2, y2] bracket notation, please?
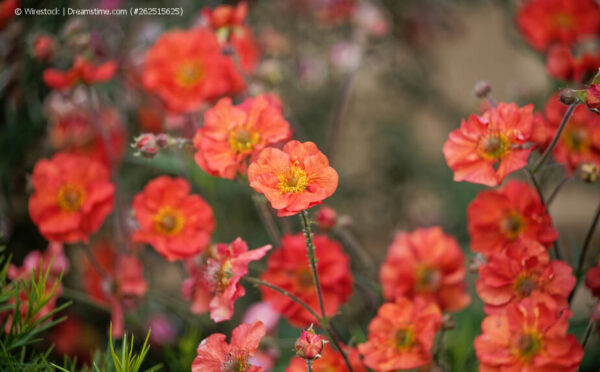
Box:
[182, 238, 271, 322]
[192, 321, 266, 372]
[580, 162, 600, 182]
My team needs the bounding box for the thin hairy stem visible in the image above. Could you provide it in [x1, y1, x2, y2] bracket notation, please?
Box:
[547, 176, 571, 206]
[531, 103, 577, 174]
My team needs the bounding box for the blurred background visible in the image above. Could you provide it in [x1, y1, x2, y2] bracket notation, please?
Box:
[0, 0, 598, 370]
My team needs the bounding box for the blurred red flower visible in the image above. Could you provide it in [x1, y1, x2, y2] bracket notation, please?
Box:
[286, 344, 366, 372]
[193, 95, 292, 179]
[358, 296, 442, 371]
[259, 233, 353, 328]
[132, 176, 215, 261]
[181, 238, 271, 322]
[82, 242, 148, 338]
[248, 140, 338, 216]
[517, 0, 600, 51]
[477, 240, 575, 314]
[48, 108, 126, 165]
[585, 262, 600, 298]
[315, 205, 337, 231]
[442, 103, 534, 187]
[203, 2, 247, 29]
[33, 35, 56, 61]
[43, 56, 117, 89]
[192, 321, 266, 372]
[0, 0, 18, 28]
[28, 153, 114, 243]
[542, 94, 600, 173]
[546, 44, 600, 82]
[467, 180, 557, 257]
[475, 295, 583, 371]
[379, 226, 470, 312]
[142, 28, 244, 113]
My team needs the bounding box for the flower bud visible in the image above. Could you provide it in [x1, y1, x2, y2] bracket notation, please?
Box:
[586, 84, 600, 110]
[559, 88, 578, 105]
[294, 325, 325, 360]
[33, 35, 56, 61]
[580, 163, 600, 183]
[316, 206, 337, 231]
[473, 81, 492, 99]
[442, 314, 456, 330]
[132, 133, 159, 158]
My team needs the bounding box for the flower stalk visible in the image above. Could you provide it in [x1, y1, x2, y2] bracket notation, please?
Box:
[531, 103, 577, 174]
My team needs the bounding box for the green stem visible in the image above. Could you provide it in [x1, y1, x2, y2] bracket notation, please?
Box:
[580, 314, 594, 349]
[306, 360, 313, 372]
[244, 276, 321, 321]
[577, 199, 600, 276]
[525, 169, 562, 260]
[547, 176, 571, 206]
[531, 103, 577, 174]
[61, 287, 110, 313]
[299, 210, 354, 372]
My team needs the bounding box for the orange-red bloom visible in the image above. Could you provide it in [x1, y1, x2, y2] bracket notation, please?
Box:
[82, 242, 148, 337]
[203, 2, 248, 29]
[379, 227, 470, 312]
[475, 296, 583, 371]
[358, 297, 442, 371]
[517, 0, 600, 51]
[546, 44, 600, 82]
[259, 233, 353, 328]
[248, 141, 338, 216]
[132, 176, 215, 261]
[467, 180, 558, 257]
[28, 153, 114, 243]
[43, 56, 117, 89]
[192, 321, 266, 372]
[181, 238, 271, 322]
[142, 28, 244, 113]
[194, 95, 292, 179]
[542, 94, 600, 173]
[442, 103, 534, 187]
[286, 344, 366, 372]
[477, 240, 575, 314]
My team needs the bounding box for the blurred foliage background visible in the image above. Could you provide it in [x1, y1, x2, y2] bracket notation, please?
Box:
[0, 0, 599, 370]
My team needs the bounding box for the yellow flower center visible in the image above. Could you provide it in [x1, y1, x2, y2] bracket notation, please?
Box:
[514, 331, 542, 361]
[175, 61, 204, 88]
[514, 274, 537, 298]
[56, 184, 86, 212]
[478, 133, 510, 160]
[154, 207, 185, 236]
[277, 161, 308, 194]
[393, 327, 415, 350]
[562, 123, 591, 153]
[500, 213, 525, 240]
[416, 266, 441, 292]
[229, 128, 260, 153]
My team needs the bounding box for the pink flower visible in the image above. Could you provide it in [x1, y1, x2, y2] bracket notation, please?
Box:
[192, 321, 267, 372]
[182, 238, 271, 322]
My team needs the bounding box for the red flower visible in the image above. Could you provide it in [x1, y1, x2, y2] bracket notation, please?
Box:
[294, 326, 325, 360]
[0, 0, 18, 28]
[475, 295, 583, 371]
[585, 262, 600, 298]
[379, 227, 470, 312]
[28, 153, 115, 243]
[442, 103, 534, 187]
[517, 0, 600, 51]
[33, 35, 56, 61]
[248, 141, 338, 216]
[132, 176, 215, 261]
[259, 233, 353, 328]
[543, 94, 600, 173]
[194, 95, 292, 179]
[546, 44, 600, 82]
[181, 238, 271, 322]
[358, 297, 442, 371]
[586, 84, 600, 111]
[315, 205, 337, 231]
[43, 56, 117, 89]
[48, 107, 126, 165]
[286, 344, 366, 372]
[192, 321, 266, 372]
[467, 180, 558, 257]
[477, 240, 575, 314]
[142, 28, 244, 113]
[82, 242, 148, 338]
[202, 2, 248, 30]
[230, 26, 260, 73]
